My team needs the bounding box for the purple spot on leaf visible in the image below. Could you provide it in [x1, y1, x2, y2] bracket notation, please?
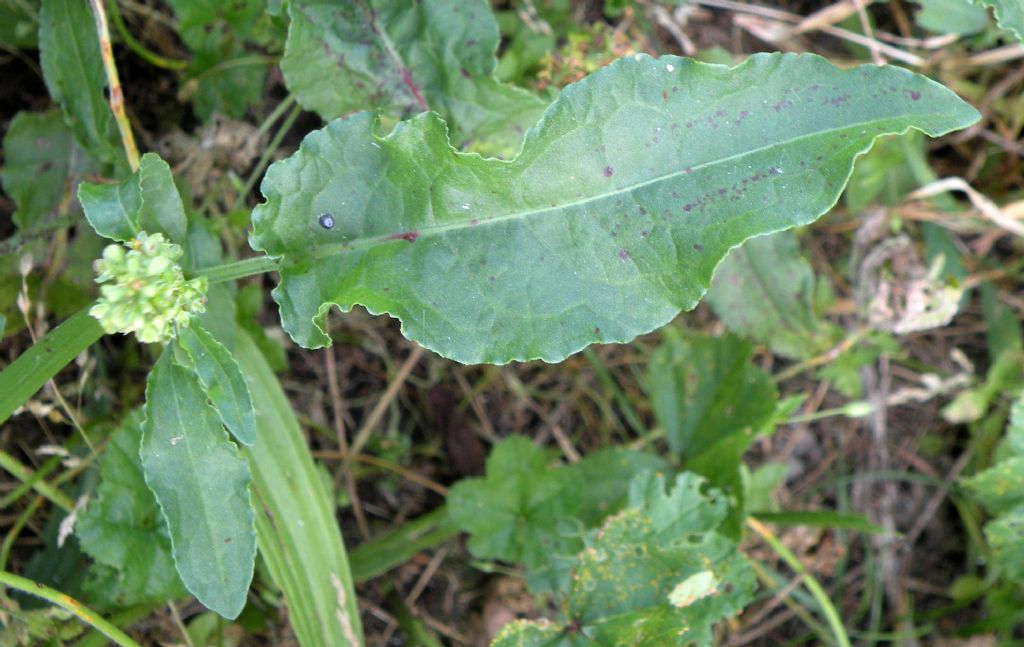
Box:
[386, 231, 419, 243]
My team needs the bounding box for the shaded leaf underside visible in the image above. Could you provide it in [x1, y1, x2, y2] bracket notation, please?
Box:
[251, 52, 979, 364]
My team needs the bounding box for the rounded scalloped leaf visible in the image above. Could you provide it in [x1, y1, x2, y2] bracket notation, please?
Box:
[250, 52, 979, 364]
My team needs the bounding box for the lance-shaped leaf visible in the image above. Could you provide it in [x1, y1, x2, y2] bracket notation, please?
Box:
[141, 348, 256, 619]
[251, 52, 979, 365]
[176, 322, 256, 446]
[234, 330, 363, 646]
[281, 0, 546, 156]
[38, 0, 126, 175]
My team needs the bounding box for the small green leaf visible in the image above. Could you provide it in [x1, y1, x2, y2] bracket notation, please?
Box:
[972, 0, 1024, 42]
[979, 507, 1024, 583]
[165, 0, 272, 120]
[647, 332, 776, 464]
[79, 152, 188, 243]
[844, 132, 920, 212]
[78, 173, 140, 242]
[251, 52, 979, 364]
[706, 230, 835, 359]
[981, 282, 1023, 361]
[916, 0, 990, 35]
[0, 110, 99, 232]
[76, 410, 186, 607]
[574, 448, 670, 526]
[0, 0, 38, 48]
[176, 322, 256, 446]
[496, 471, 756, 647]
[647, 331, 777, 534]
[963, 390, 1024, 584]
[447, 436, 583, 592]
[743, 461, 788, 512]
[963, 457, 1024, 515]
[281, 0, 546, 157]
[38, 0, 126, 174]
[141, 348, 256, 619]
[138, 153, 189, 243]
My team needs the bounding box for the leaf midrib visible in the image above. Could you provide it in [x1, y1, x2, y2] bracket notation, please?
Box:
[294, 113, 949, 261]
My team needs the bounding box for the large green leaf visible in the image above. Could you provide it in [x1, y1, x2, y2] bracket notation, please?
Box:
[493, 472, 756, 647]
[38, 0, 125, 174]
[281, 0, 546, 157]
[251, 52, 979, 365]
[141, 348, 256, 619]
[76, 411, 186, 608]
[176, 322, 256, 446]
[78, 152, 188, 244]
[706, 230, 835, 360]
[233, 330, 363, 647]
[972, 0, 1024, 41]
[0, 110, 98, 232]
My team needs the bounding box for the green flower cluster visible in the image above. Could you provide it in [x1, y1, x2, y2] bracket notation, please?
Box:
[90, 232, 207, 344]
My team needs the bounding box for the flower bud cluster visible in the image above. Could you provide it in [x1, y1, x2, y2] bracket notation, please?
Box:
[90, 232, 207, 343]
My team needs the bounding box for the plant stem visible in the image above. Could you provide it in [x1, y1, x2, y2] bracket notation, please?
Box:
[237, 100, 303, 208]
[0, 496, 44, 570]
[747, 516, 852, 647]
[199, 256, 280, 284]
[105, 0, 188, 71]
[255, 94, 297, 139]
[773, 327, 871, 383]
[75, 604, 161, 647]
[88, 0, 140, 171]
[0, 569, 143, 647]
[0, 454, 62, 510]
[0, 453, 74, 512]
